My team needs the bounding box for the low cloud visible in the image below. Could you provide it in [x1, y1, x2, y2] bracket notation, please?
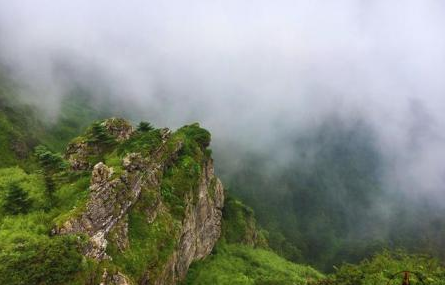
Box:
[1, 0, 445, 196]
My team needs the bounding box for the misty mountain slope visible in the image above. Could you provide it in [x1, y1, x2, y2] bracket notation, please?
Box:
[0, 72, 42, 167]
[0, 70, 111, 161]
[218, 116, 445, 271]
[184, 197, 324, 285]
[217, 118, 387, 269]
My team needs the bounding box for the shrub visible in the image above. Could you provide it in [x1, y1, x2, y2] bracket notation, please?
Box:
[320, 250, 445, 285]
[2, 182, 31, 215]
[0, 233, 85, 285]
[137, 121, 154, 132]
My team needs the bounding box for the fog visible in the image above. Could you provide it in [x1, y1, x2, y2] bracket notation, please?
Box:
[1, 0, 445, 198]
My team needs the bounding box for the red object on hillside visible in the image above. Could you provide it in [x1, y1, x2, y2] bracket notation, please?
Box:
[401, 271, 410, 285]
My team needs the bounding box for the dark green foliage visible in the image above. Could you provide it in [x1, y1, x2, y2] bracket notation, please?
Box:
[319, 250, 445, 285]
[87, 122, 116, 145]
[161, 155, 202, 218]
[117, 128, 163, 157]
[3, 183, 31, 215]
[34, 145, 67, 172]
[0, 233, 85, 285]
[34, 145, 68, 198]
[177, 123, 211, 149]
[137, 121, 154, 132]
[158, 124, 211, 219]
[0, 167, 48, 214]
[222, 197, 267, 247]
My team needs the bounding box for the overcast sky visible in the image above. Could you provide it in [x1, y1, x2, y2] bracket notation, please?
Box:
[1, 0, 445, 196]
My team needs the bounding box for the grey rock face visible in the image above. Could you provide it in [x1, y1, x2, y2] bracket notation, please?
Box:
[103, 118, 134, 142]
[156, 159, 224, 284]
[57, 160, 150, 260]
[65, 141, 90, 170]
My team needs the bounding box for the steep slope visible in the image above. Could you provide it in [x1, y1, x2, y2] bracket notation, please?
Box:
[184, 197, 324, 285]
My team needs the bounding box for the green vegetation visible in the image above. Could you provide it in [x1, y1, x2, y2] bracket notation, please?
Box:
[221, 197, 268, 247]
[0, 233, 86, 285]
[117, 128, 163, 157]
[137, 121, 154, 132]
[2, 182, 31, 215]
[0, 85, 108, 284]
[107, 193, 181, 282]
[2, 72, 445, 284]
[185, 197, 322, 285]
[319, 250, 445, 285]
[184, 244, 323, 285]
[0, 167, 48, 215]
[105, 123, 213, 281]
[0, 165, 91, 284]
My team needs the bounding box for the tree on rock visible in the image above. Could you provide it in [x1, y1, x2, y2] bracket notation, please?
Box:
[86, 122, 117, 146]
[137, 121, 154, 132]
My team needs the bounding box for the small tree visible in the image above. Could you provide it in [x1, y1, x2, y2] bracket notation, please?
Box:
[88, 122, 115, 145]
[137, 121, 154, 132]
[34, 145, 67, 199]
[3, 183, 31, 215]
[34, 145, 67, 172]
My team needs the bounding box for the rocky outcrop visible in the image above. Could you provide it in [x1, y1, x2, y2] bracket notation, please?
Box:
[103, 118, 134, 142]
[65, 118, 135, 170]
[65, 141, 90, 170]
[101, 269, 131, 285]
[156, 159, 224, 284]
[56, 119, 224, 285]
[57, 148, 172, 259]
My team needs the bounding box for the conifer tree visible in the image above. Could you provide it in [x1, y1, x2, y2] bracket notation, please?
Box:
[89, 122, 115, 144]
[137, 121, 154, 132]
[3, 183, 31, 215]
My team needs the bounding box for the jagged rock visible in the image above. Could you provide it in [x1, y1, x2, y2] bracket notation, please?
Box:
[91, 162, 112, 184]
[56, 132, 184, 260]
[66, 141, 90, 170]
[123, 153, 146, 171]
[103, 118, 134, 142]
[155, 159, 224, 284]
[101, 269, 131, 285]
[65, 118, 134, 170]
[113, 216, 129, 252]
[57, 161, 149, 259]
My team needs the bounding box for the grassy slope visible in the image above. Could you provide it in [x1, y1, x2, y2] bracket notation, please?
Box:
[184, 244, 323, 285]
[184, 198, 324, 285]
